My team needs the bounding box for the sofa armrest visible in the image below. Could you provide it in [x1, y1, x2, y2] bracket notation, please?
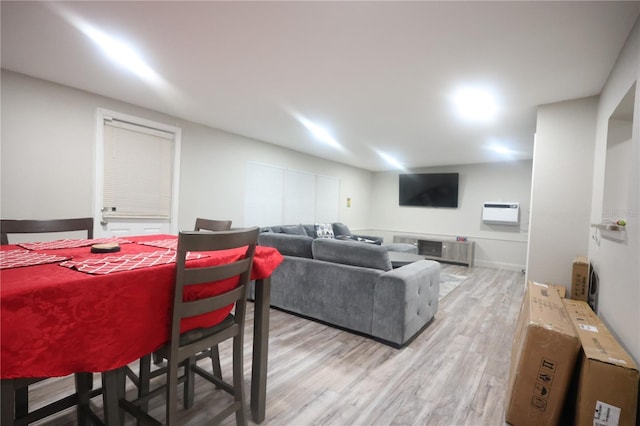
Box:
[371, 260, 440, 346]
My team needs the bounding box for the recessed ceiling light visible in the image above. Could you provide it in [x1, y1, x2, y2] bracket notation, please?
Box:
[452, 86, 499, 123]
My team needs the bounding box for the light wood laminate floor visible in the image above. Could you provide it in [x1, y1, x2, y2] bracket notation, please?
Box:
[27, 264, 525, 425]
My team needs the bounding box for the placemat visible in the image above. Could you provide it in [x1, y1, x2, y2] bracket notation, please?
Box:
[59, 250, 208, 275]
[0, 249, 71, 269]
[137, 239, 177, 250]
[19, 237, 133, 251]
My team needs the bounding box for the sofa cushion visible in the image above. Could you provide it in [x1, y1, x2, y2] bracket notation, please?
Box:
[312, 238, 392, 271]
[302, 224, 316, 238]
[280, 224, 307, 236]
[258, 233, 313, 258]
[314, 223, 334, 239]
[332, 222, 352, 237]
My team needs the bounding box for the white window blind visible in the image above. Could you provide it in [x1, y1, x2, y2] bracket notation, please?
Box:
[103, 119, 175, 218]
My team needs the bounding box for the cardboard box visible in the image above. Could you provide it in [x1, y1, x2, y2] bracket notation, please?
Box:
[563, 299, 639, 426]
[505, 282, 581, 425]
[571, 256, 590, 302]
[551, 284, 566, 298]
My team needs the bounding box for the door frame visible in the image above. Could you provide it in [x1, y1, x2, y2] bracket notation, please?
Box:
[93, 108, 182, 237]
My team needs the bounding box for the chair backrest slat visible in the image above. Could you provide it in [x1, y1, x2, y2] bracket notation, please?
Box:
[183, 259, 252, 286]
[1, 218, 94, 245]
[193, 218, 232, 232]
[181, 286, 246, 319]
[177, 230, 256, 252]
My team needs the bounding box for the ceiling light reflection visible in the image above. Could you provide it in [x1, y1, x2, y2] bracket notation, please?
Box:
[83, 27, 161, 84]
[49, 2, 164, 87]
[490, 145, 511, 155]
[377, 151, 405, 170]
[485, 141, 525, 161]
[296, 116, 342, 150]
[452, 86, 499, 123]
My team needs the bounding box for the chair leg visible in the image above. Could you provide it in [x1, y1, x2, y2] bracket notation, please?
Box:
[211, 345, 223, 380]
[102, 369, 126, 426]
[75, 373, 93, 426]
[15, 386, 28, 419]
[233, 336, 248, 426]
[1, 380, 16, 426]
[166, 359, 180, 426]
[183, 357, 195, 410]
[137, 355, 152, 426]
[138, 355, 151, 408]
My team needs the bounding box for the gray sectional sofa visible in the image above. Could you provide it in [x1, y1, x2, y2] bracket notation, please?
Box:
[250, 225, 441, 347]
[262, 222, 384, 245]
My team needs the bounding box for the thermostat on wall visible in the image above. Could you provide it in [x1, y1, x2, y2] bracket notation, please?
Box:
[482, 202, 520, 225]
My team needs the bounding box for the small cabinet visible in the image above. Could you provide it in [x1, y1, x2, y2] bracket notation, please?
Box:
[394, 235, 474, 267]
[418, 240, 442, 257]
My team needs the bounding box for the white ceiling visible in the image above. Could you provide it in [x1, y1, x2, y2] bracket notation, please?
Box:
[2, 1, 639, 171]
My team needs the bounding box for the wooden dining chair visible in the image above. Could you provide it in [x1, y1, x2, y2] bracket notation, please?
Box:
[0, 217, 97, 425]
[119, 227, 259, 425]
[1, 217, 93, 245]
[147, 218, 232, 367]
[131, 218, 234, 415]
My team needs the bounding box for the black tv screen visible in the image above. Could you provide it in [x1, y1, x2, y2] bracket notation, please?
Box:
[399, 173, 459, 208]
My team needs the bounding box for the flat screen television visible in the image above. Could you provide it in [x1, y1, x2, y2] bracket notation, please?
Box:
[399, 173, 459, 208]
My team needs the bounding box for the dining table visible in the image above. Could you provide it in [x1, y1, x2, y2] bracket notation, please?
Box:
[0, 233, 283, 424]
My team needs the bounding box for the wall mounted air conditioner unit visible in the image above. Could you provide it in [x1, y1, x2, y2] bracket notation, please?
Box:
[482, 202, 520, 225]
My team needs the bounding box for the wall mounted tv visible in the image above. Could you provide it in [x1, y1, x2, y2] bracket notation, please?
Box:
[399, 173, 459, 208]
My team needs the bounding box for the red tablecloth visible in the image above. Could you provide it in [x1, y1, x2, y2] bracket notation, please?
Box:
[0, 234, 283, 379]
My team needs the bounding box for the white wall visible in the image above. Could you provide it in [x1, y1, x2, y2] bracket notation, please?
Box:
[528, 16, 640, 365]
[588, 18, 640, 364]
[1, 70, 532, 271]
[527, 96, 598, 285]
[0, 70, 374, 232]
[369, 161, 533, 271]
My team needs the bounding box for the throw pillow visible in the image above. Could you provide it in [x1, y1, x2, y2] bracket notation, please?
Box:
[281, 224, 307, 236]
[302, 224, 316, 238]
[332, 222, 352, 237]
[314, 223, 334, 239]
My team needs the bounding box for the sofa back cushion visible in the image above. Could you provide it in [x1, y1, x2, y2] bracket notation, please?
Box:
[312, 238, 392, 271]
[332, 222, 352, 237]
[280, 224, 307, 236]
[302, 224, 316, 238]
[258, 233, 313, 258]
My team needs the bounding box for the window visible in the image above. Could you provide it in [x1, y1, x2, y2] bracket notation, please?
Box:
[102, 118, 175, 218]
